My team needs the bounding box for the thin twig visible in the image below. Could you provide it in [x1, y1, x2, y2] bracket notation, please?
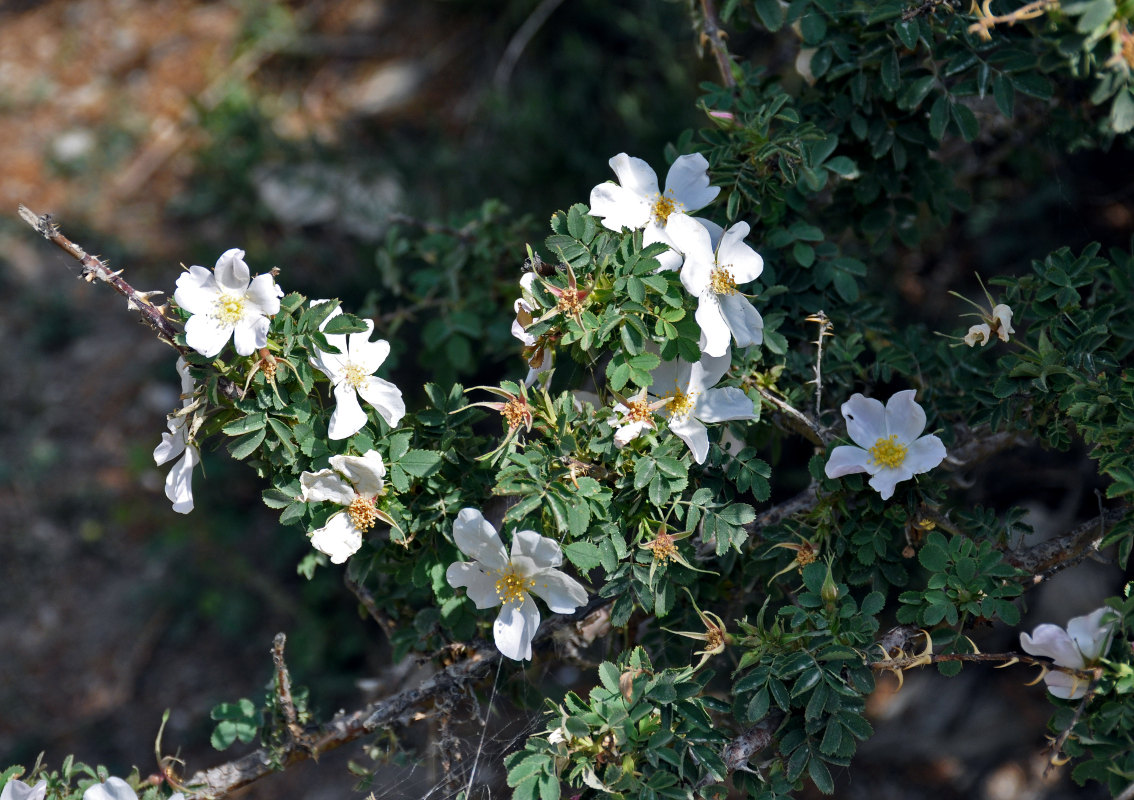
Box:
[753, 386, 829, 447]
[493, 0, 568, 90]
[1044, 671, 1102, 776]
[806, 311, 833, 422]
[967, 0, 1057, 42]
[344, 572, 398, 642]
[18, 204, 182, 349]
[699, 0, 736, 87]
[271, 634, 302, 741]
[1005, 506, 1128, 582]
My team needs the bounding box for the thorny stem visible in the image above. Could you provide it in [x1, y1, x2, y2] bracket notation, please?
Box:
[271, 634, 302, 741]
[1045, 673, 1102, 776]
[698, 0, 736, 88]
[753, 385, 829, 447]
[18, 203, 183, 349]
[807, 311, 833, 422]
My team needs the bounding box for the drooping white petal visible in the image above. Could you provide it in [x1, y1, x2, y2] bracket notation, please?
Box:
[165, 445, 199, 514]
[493, 595, 541, 661]
[904, 435, 947, 475]
[310, 511, 363, 564]
[669, 414, 711, 464]
[349, 327, 390, 375]
[992, 304, 1015, 340]
[1, 778, 47, 800]
[358, 376, 406, 428]
[183, 313, 233, 358]
[866, 470, 905, 501]
[666, 214, 714, 285]
[1041, 670, 1089, 700]
[452, 508, 508, 570]
[964, 323, 991, 347]
[328, 382, 369, 440]
[1067, 607, 1115, 661]
[885, 390, 928, 445]
[511, 529, 564, 569]
[1021, 624, 1085, 668]
[614, 419, 653, 448]
[529, 568, 589, 614]
[718, 293, 764, 349]
[231, 315, 270, 356]
[664, 153, 719, 212]
[696, 386, 756, 424]
[841, 394, 887, 449]
[213, 249, 250, 294]
[300, 469, 356, 505]
[153, 429, 187, 466]
[695, 296, 732, 358]
[330, 451, 386, 497]
[446, 562, 502, 609]
[691, 351, 731, 392]
[82, 778, 138, 800]
[825, 445, 871, 479]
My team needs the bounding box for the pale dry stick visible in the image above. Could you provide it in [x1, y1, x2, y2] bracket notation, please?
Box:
[176, 597, 612, 799]
[805, 311, 834, 422]
[271, 634, 303, 742]
[492, 0, 568, 91]
[968, 0, 1058, 41]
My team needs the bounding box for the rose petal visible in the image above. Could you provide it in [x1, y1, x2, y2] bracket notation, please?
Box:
[841, 394, 887, 449]
[493, 595, 540, 661]
[310, 511, 363, 564]
[452, 508, 508, 570]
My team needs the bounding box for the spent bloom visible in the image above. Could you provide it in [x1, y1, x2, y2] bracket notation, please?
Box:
[152, 357, 200, 514]
[825, 390, 947, 500]
[964, 303, 1015, 346]
[649, 351, 758, 465]
[174, 248, 282, 357]
[589, 152, 719, 272]
[1020, 607, 1117, 699]
[446, 508, 588, 661]
[300, 450, 394, 564]
[611, 388, 668, 449]
[310, 303, 405, 440]
[1, 778, 46, 800]
[666, 214, 764, 357]
[511, 272, 553, 385]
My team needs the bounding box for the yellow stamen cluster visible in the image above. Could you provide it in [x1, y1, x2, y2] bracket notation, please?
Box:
[502, 397, 530, 430]
[343, 362, 368, 390]
[349, 495, 379, 532]
[557, 290, 585, 317]
[494, 567, 535, 605]
[869, 434, 908, 469]
[796, 542, 818, 567]
[651, 193, 679, 224]
[625, 398, 654, 425]
[261, 357, 277, 382]
[663, 386, 697, 419]
[645, 530, 678, 563]
[710, 265, 738, 296]
[213, 293, 246, 325]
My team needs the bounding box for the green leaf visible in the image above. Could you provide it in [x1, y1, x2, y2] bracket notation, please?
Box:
[754, 0, 785, 30]
[563, 541, 603, 571]
[918, 543, 949, 572]
[228, 428, 266, 460]
[1074, 0, 1116, 32]
[321, 312, 370, 335]
[809, 755, 835, 794]
[992, 72, 1015, 117]
[398, 449, 443, 477]
[222, 412, 267, 436]
[894, 20, 918, 50]
[951, 102, 979, 142]
[598, 661, 621, 694]
[881, 49, 900, 92]
[929, 95, 949, 140]
[1112, 89, 1134, 134]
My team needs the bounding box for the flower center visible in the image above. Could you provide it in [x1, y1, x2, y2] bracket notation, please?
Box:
[869, 435, 908, 469]
[796, 542, 817, 567]
[651, 192, 681, 224]
[626, 398, 654, 425]
[348, 495, 379, 532]
[710, 265, 737, 295]
[343, 361, 368, 390]
[648, 531, 677, 562]
[557, 290, 585, 317]
[494, 566, 535, 606]
[502, 398, 529, 429]
[213, 292, 246, 325]
[662, 386, 697, 419]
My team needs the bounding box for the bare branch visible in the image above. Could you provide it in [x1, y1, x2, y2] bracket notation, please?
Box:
[271, 634, 302, 741]
[698, 0, 736, 88]
[18, 204, 183, 349]
[753, 386, 829, 447]
[1006, 505, 1129, 582]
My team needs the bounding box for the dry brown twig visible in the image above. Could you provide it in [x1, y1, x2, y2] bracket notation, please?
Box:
[698, 0, 736, 88]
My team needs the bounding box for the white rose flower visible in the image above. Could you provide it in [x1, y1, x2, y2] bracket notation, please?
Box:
[666, 214, 764, 357]
[1020, 607, 1117, 699]
[1, 778, 46, 800]
[589, 152, 719, 272]
[310, 304, 405, 440]
[300, 450, 392, 564]
[824, 390, 947, 500]
[446, 508, 588, 661]
[153, 357, 200, 514]
[963, 323, 991, 347]
[991, 303, 1015, 342]
[173, 248, 282, 357]
[649, 352, 757, 465]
